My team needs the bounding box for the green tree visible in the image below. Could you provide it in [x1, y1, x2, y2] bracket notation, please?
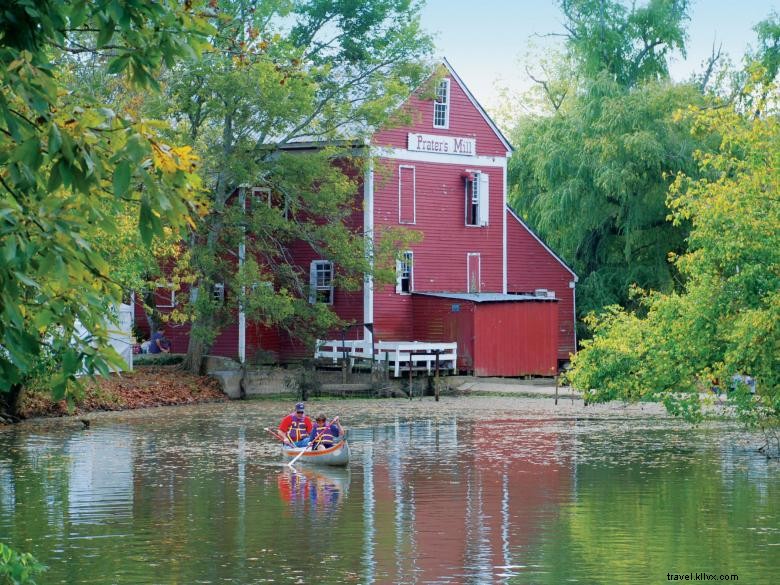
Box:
[507, 0, 710, 330]
[560, 0, 689, 87]
[569, 82, 780, 448]
[160, 0, 432, 372]
[0, 1, 210, 418]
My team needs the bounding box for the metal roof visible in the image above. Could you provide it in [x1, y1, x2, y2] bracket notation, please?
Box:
[413, 292, 557, 303]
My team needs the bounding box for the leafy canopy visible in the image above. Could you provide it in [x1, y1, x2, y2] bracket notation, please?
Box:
[151, 0, 432, 368]
[569, 82, 779, 429]
[0, 1, 210, 404]
[508, 1, 708, 323]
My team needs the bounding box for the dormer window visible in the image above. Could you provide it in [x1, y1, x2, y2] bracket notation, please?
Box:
[434, 78, 450, 129]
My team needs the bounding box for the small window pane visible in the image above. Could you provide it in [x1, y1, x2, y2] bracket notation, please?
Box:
[434, 79, 449, 128]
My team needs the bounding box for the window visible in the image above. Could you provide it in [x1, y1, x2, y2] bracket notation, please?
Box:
[434, 78, 450, 129]
[250, 187, 271, 208]
[396, 251, 413, 294]
[213, 283, 225, 304]
[309, 260, 334, 304]
[398, 165, 415, 224]
[464, 171, 489, 227]
[250, 186, 288, 217]
[154, 285, 176, 308]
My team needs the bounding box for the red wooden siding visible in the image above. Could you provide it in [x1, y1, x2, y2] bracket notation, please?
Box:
[411, 294, 558, 376]
[277, 184, 365, 361]
[473, 301, 558, 376]
[506, 210, 577, 362]
[373, 72, 508, 157]
[372, 159, 504, 340]
[411, 294, 475, 371]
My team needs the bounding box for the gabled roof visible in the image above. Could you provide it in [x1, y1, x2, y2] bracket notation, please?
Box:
[507, 207, 578, 280]
[442, 58, 514, 153]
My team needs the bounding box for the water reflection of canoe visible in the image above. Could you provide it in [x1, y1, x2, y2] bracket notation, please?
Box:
[277, 466, 351, 510]
[282, 440, 350, 467]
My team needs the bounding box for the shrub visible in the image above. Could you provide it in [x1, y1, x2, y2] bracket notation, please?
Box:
[0, 543, 46, 585]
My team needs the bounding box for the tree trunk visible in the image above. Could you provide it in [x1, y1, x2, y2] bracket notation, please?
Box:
[0, 384, 24, 423]
[182, 113, 233, 375]
[141, 289, 159, 335]
[181, 328, 210, 374]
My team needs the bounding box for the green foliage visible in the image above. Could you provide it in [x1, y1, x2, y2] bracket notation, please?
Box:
[570, 84, 780, 429]
[0, 1, 211, 410]
[507, 1, 717, 332]
[0, 543, 45, 585]
[509, 78, 708, 318]
[159, 0, 432, 368]
[134, 353, 184, 366]
[560, 0, 690, 88]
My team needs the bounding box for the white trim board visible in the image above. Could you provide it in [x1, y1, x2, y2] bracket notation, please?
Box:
[398, 164, 416, 224]
[363, 159, 375, 331]
[373, 147, 507, 168]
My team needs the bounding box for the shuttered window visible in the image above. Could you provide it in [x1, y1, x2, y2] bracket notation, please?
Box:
[398, 165, 415, 224]
[465, 171, 489, 227]
[434, 79, 450, 129]
[309, 260, 334, 304]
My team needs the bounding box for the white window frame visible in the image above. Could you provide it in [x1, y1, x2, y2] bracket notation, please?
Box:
[309, 260, 334, 305]
[398, 165, 416, 224]
[464, 171, 489, 227]
[395, 251, 413, 295]
[250, 186, 271, 208]
[155, 284, 176, 308]
[434, 78, 450, 129]
[467, 253, 481, 293]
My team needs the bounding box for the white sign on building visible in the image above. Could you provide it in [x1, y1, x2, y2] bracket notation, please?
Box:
[407, 133, 476, 156]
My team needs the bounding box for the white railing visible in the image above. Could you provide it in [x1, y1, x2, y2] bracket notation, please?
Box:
[314, 339, 374, 367]
[315, 339, 457, 377]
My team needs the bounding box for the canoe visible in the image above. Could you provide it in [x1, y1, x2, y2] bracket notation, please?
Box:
[282, 440, 350, 467]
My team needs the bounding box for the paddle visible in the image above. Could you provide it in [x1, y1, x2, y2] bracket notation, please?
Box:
[264, 427, 294, 446]
[287, 442, 312, 468]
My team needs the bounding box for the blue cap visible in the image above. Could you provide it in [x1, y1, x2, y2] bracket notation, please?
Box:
[295, 402, 305, 411]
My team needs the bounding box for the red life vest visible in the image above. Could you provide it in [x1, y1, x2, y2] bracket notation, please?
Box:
[288, 414, 309, 442]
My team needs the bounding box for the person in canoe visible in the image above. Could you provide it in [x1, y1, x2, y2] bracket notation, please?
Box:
[309, 414, 343, 451]
[277, 402, 313, 447]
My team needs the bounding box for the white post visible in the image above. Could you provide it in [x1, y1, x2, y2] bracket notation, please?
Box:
[238, 189, 246, 364]
[363, 156, 374, 340]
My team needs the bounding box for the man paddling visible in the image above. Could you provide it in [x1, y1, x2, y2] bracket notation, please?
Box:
[277, 402, 313, 447]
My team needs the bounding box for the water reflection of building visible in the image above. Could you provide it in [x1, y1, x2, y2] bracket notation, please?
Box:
[357, 418, 574, 584]
[67, 428, 135, 524]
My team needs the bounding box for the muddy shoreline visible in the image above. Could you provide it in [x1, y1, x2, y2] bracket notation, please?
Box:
[5, 393, 678, 432]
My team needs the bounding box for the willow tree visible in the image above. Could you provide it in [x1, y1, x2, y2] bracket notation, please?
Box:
[161, 0, 432, 372]
[0, 1, 210, 419]
[508, 0, 708, 323]
[569, 80, 779, 449]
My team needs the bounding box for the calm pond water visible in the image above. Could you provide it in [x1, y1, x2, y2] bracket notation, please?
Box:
[0, 398, 778, 584]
